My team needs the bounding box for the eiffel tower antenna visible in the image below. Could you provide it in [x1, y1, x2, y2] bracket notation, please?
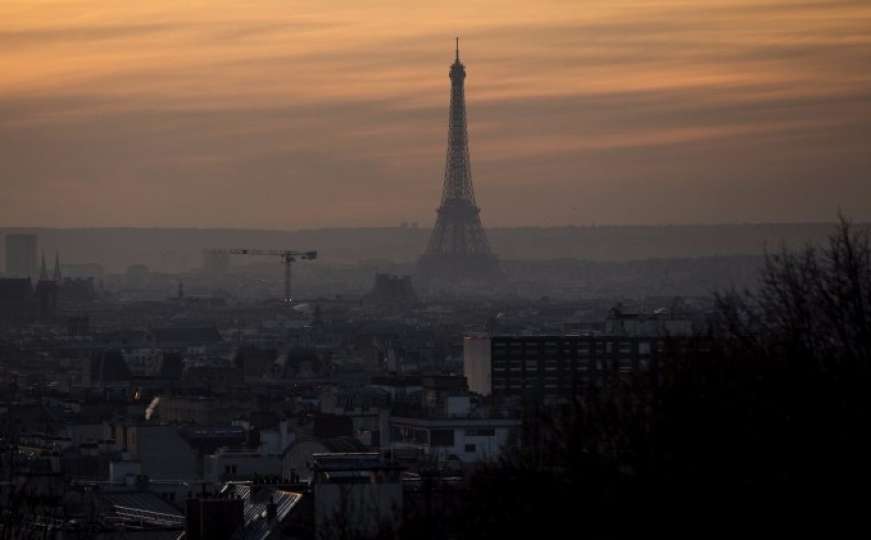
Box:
[418, 40, 500, 285]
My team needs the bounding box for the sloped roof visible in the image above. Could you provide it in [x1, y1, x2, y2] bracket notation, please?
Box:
[98, 491, 185, 529]
[221, 483, 303, 540]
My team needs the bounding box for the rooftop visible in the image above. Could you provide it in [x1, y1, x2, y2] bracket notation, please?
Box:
[220, 482, 303, 540]
[98, 491, 185, 529]
[311, 452, 399, 472]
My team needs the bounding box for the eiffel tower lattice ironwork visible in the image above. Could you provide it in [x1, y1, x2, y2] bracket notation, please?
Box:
[418, 39, 500, 282]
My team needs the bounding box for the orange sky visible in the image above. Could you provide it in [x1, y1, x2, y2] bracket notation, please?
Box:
[2, 0, 870, 228]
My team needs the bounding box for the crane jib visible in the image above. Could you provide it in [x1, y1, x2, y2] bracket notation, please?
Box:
[203, 248, 318, 302]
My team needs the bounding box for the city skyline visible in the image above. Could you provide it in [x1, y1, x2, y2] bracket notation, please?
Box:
[3, 3, 870, 536]
[2, 0, 871, 229]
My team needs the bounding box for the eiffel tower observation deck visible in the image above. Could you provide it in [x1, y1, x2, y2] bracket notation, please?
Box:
[418, 39, 500, 285]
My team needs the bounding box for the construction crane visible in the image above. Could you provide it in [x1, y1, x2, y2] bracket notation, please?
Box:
[205, 248, 317, 303]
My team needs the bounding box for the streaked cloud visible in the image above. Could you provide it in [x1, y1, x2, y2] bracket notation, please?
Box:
[1, 0, 870, 228]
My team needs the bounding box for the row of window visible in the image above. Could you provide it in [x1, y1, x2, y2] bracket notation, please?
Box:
[492, 361, 640, 371]
[493, 342, 656, 354]
[390, 427, 496, 446]
[493, 365, 644, 380]
[493, 348, 652, 358]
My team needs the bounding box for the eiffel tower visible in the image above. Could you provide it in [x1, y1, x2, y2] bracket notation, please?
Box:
[418, 39, 500, 284]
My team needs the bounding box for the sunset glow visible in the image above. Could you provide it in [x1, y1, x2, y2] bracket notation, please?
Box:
[2, 0, 870, 227]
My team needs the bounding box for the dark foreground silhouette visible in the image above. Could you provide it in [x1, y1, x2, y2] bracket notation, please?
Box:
[400, 217, 871, 539]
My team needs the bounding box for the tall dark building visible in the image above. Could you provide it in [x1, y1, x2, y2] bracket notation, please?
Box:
[4, 233, 38, 278]
[418, 40, 500, 284]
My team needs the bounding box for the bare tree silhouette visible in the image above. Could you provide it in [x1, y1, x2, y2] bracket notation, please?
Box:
[442, 216, 871, 539]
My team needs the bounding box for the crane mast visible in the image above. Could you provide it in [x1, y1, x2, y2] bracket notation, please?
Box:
[205, 248, 317, 303]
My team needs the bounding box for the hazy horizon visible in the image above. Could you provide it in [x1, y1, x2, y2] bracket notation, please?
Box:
[0, 223, 844, 274]
[3, 0, 871, 229]
[0, 219, 859, 232]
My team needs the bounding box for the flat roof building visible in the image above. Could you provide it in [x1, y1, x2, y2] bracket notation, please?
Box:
[465, 335, 707, 399]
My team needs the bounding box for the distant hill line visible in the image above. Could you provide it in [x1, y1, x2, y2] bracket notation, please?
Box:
[0, 223, 847, 273]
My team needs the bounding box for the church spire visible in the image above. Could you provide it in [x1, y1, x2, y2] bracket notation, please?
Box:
[53, 252, 62, 282]
[455, 36, 460, 62]
[39, 252, 48, 281]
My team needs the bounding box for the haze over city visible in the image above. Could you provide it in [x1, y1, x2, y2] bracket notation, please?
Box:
[5, 2, 871, 539]
[3, 0, 870, 229]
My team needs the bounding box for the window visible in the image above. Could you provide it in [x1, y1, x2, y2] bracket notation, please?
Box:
[465, 444, 477, 453]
